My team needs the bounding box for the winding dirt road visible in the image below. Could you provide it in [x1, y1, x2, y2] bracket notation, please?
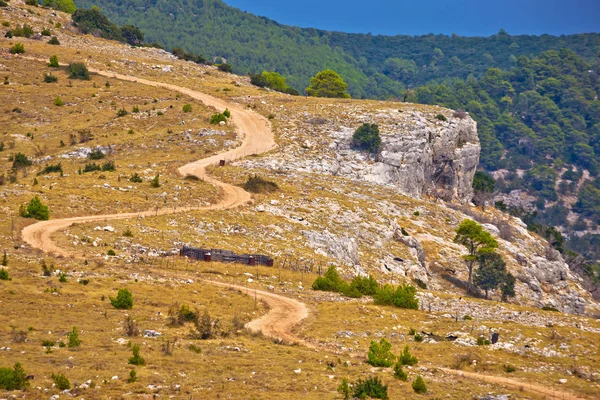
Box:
[19, 65, 311, 344]
[18, 64, 591, 399]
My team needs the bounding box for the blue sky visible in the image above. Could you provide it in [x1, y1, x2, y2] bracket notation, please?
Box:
[224, 0, 600, 36]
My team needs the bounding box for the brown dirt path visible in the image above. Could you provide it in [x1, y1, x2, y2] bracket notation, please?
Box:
[21, 65, 275, 258]
[439, 368, 588, 400]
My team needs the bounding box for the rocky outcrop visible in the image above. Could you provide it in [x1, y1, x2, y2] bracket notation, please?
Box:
[364, 115, 479, 203]
[238, 108, 480, 204]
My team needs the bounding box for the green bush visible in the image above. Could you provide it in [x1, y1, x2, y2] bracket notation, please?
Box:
[9, 43, 25, 54]
[243, 175, 279, 194]
[0, 268, 10, 281]
[150, 174, 160, 188]
[48, 36, 60, 45]
[88, 149, 105, 159]
[67, 326, 81, 348]
[504, 364, 516, 373]
[110, 288, 134, 309]
[43, 73, 58, 83]
[11, 24, 34, 38]
[116, 108, 128, 117]
[129, 173, 143, 183]
[412, 375, 427, 394]
[312, 266, 345, 292]
[182, 104, 192, 113]
[67, 63, 90, 80]
[58, 272, 67, 282]
[476, 336, 490, 346]
[19, 196, 50, 220]
[218, 63, 233, 73]
[352, 123, 381, 152]
[52, 373, 70, 390]
[393, 361, 408, 381]
[435, 113, 447, 121]
[373, 283, 418, 309]
[12, 153, 32, 169]
[398, 345, 418, 366]
[41, 28, 52, 36]
[127, 369, 137, 383]
[132, 105, 139, 113]
[101, 161, 115, 171]
[337, 377, 350, 400]
[83, 163, 101, 173]
[39, 163, 63, 175]
[210, 112, 228, 124]
[48, 55, 59, 68]
[223, 108, 231, 118]
[367, 338, 396, 367]
[53, 96, 64, 106]
[349, 275, 378, 295]
[0, 363, 29, 390]
[128, 344, 145, 366]
[352, 376, 388, 399]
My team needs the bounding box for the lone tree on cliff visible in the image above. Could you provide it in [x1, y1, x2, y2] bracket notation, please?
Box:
[454, 219, 497, 294]
[305, 69, 350, 98]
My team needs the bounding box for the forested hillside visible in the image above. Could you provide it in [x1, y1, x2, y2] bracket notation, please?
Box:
[73, 0, 600, 98]
[410, 50, 600, 258]
[71, 0, 600, 260]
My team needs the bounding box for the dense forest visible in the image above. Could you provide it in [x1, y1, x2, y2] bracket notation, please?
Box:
[73, 0, 600, 97]
[70, 0, 600, 260]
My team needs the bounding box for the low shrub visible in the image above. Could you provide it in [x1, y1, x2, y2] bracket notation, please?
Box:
[243, 175, 279, 193]
[398, 345, 418, 366]
[44, 73, 58, 83]
[393, 362, 408, 381]
[0, 268, 10, 281]
[124, 315, 139, 336]
[48, 36, 60, 45]
[129, 173, 143, 183]
[182, 104, 192, 113]
[373, 283, 418, 309]
[41, 28, 52, 36]
[110, 288, 134, 309]
[0, 363, 29, 390]
[67, 326, 81, 348]
[9, 43, 25, 54]
[476, 336, 490, 346]
[194, 310, 221, 340]
[435, 113, 447, 121]
[19, 196, 50, 220]
[218, 63, 233, 73]
[128, 344, 145, 366]
[83, 163, 101, 173]
[101, 160, 115, 171]
[352, 376, 388, 399]
[39, 163, 63, 176]
[168, 303, 198, 326]
[52, 373, 70, 390]
[88, 149, 105, 159]
[349, 275, 378, 295]
[116, 108, 128, 117]
[412, 375, 427, 394]
[352, 123, 381, 152]
[150, 174, 160, 188]
[53, 96, 64, 106]
[68, 63, 90, 80]
[127, 369, 137, 383]
[12, 153, 32, 169]
[367, 338, 396, 367]
[210, 112, 228, 124]
[504, 364, 516, 373]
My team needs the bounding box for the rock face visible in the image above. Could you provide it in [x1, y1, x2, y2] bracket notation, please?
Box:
[365, 116, 479, 202]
